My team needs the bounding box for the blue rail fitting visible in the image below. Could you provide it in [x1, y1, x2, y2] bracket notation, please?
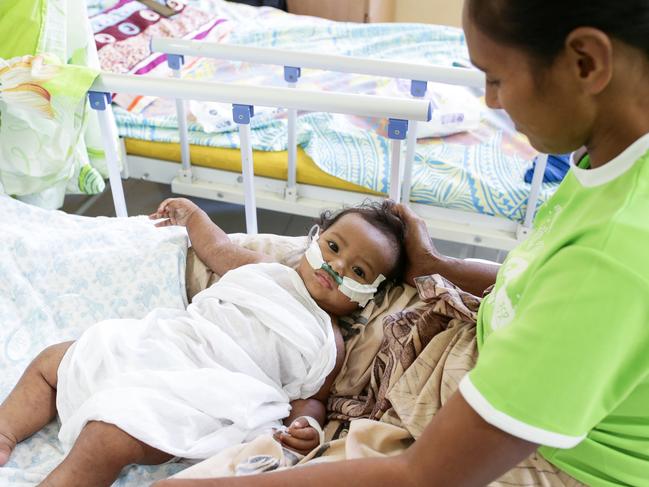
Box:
[387, 118, 408, 140]
[284, 66, 301, 83]
[167, 54, 185, 70]
[232, 104, 254, 124]
[88, 91, 111, 111]
[410, 79, 427, 97]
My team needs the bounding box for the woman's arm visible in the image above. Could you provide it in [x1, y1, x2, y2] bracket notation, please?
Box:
[150, 198, 272, 276]
[393, 204, 499, 296]
[423, 253, 500, 297]
[154, 392, 537, 487]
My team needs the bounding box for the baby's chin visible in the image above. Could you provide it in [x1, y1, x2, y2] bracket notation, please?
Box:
[315, 295, 360, 317]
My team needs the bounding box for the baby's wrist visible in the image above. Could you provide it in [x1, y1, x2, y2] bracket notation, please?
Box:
[185, 207, 205, 227]
[295, 416, 325, 445]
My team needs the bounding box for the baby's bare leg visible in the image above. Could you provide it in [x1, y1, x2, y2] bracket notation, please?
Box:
[0, 341, 73, 466]
[40, 420, 172, 487]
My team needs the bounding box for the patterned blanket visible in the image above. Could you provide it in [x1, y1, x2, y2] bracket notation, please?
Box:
[325, 274, 481, 438]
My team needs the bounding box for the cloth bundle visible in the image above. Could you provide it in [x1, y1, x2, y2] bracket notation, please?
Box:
[56, 262, 337, 459]
[0, 0, 116, 208]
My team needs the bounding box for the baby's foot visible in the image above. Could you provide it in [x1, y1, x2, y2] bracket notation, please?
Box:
[0, 430, 16, 466]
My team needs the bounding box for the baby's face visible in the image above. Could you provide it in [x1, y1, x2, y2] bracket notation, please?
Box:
[297, 213, 398, 316]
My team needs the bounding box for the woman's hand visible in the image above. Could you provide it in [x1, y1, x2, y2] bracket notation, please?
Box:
[149, 198, 201, 227]
[391, 203, 442, 285]
[274, 417, 321, 455]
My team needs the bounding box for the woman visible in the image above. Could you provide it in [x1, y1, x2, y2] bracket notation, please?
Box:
[157, 0, 649, 485]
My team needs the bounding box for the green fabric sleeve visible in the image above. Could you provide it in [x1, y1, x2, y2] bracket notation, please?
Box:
[0, 0, 46, 58]
[466, 245, 649, 443]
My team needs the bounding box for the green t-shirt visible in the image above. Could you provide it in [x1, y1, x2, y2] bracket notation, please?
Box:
[459, 133, 649, 487]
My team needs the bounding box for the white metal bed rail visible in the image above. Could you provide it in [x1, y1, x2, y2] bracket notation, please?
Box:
[151, 38, 486, 87]
[88, 72, 431, 231]
[150, 38, 547, 239]
[151, 38, 482, 206]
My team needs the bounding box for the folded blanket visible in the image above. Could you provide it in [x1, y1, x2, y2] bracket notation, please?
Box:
[325, 274, 481, 439]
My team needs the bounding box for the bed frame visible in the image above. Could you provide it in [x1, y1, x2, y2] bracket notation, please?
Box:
[91, 40, 548, 251]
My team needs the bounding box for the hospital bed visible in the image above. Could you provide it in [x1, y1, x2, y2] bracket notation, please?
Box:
[87, 0, 552, 252]
[0, 69, 432, 485]
[2, 26, 520, 480]
[2, 3, 538, 484]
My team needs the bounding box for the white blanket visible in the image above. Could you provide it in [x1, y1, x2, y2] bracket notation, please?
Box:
[57, 263, 337, 459]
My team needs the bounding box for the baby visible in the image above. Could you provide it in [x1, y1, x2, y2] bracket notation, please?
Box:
[0, 198, 405, 487]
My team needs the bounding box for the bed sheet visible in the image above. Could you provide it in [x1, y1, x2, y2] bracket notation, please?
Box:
[0, 195, 190, 485]
[90, 0, 558, 222]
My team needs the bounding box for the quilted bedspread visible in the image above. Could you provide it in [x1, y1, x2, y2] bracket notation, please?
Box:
[0, 195, 190, 485]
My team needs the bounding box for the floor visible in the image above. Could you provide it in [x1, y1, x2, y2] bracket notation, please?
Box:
[61, 179, 505, 262]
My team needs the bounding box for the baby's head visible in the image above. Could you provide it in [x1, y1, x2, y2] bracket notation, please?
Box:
[297, 200, 406, 316]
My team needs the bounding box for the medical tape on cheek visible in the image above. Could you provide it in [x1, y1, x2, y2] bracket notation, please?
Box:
[305, 228, 385, 307]
[338, 274, 386, 307]
[305, 231, 325, 269]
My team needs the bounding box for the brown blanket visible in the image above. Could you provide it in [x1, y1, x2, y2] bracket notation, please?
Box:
[325, 273, 480, 440]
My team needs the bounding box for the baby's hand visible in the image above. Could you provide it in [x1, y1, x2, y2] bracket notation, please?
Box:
[149, 198, 199, 227]
[274, 418, 321, 455]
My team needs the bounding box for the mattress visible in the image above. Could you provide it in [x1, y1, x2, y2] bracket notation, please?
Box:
[124, 138, 378, 194]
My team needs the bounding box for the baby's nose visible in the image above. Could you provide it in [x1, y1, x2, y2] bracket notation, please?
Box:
[329, 259, 346, 276]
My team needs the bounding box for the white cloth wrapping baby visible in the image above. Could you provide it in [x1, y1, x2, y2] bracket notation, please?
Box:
[56, 263, 337, 459]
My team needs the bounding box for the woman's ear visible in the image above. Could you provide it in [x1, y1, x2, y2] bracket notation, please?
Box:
[564, 27, 613, 95]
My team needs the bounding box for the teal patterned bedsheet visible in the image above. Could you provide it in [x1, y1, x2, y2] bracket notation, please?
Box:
[110, 0, 558, 222]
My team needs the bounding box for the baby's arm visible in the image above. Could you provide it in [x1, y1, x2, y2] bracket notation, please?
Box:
[277, 319, 345, 455]
[150, 198, 273, 275]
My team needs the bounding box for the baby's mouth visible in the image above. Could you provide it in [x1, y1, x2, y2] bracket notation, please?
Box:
[315, 269, 334, 290]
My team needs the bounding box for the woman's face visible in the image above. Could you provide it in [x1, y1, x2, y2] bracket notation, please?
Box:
[462, 5, 593, 155]
[297, 213, 398, 317]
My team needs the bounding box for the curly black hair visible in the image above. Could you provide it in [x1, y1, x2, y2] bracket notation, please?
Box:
[316, 200, 406, 284]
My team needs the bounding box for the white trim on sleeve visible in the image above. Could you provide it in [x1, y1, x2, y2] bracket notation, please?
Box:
[459, 375, 585, 449]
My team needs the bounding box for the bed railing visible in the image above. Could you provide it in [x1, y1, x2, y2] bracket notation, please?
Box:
[150, 38, 547, 241]
[88, 72, 431, 232]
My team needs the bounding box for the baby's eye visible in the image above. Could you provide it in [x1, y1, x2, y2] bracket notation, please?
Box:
[327, 240, 338, 253]
[352, 266, 365, 278]
[486, 78, 500, 87]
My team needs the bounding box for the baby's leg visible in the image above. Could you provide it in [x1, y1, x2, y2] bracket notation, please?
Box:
[40, 420, 172, 487]
[0, 341, 73, 466]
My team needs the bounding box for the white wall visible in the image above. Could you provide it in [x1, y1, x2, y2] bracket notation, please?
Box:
[394, 0, 463, 27]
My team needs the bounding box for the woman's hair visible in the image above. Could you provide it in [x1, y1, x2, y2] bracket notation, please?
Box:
[317, 200, 406, 283]
[467, 0, 649, 65]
